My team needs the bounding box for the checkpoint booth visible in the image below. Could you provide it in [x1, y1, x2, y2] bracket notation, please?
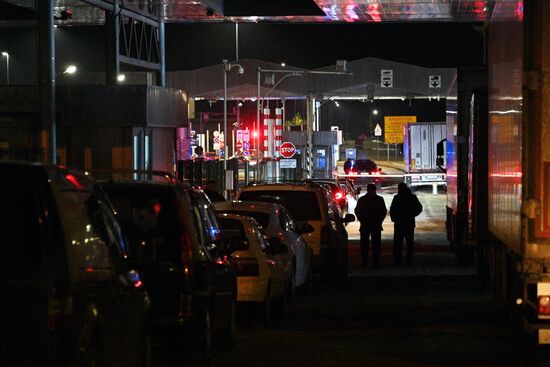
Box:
[278, 130, 342, 180]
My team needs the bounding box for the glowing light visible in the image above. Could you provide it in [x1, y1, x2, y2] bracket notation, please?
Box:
[64, 174, 84, 189]
[64, 65, 77, 74]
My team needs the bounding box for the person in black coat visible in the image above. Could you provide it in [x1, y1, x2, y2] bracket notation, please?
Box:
[390, 183, 423, 266]
[354, 183, 387, 268]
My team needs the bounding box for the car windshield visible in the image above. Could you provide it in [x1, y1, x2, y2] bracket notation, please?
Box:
[217, 217, 249, 250]
[102, 185, 182, 266]
[238, 190, 321, 221]
[217, 210, 270, 229]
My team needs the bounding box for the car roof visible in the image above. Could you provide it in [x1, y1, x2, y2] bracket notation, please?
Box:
[216, 212, 261, 227]
[213, 200, 284, 213]
[241, 181, 320, 192]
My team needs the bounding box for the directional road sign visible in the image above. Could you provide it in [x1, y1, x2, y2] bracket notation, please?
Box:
[381, 69, 393, 88]
[429, 75, 441, 88]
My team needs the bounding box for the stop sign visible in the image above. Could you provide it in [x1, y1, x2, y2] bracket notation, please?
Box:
[280, 141, 296, 158]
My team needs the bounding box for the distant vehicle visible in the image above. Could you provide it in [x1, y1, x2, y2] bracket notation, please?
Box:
[403, 122, 446, 187]
[236, 182, 354, 281]
[344, 158, 381, 175]
[217, 213, 288, 321]
[101, 180, 237, 365]
[213, 200, 314, 294]
[0, 162, 150, 366]
[304, 179, 349, 218]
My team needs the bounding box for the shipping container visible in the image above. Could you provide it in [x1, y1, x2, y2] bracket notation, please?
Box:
[403, 122, 446, 187]
[449, 2, 550, 361]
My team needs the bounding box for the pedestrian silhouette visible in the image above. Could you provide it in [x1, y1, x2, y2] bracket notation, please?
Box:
[344, 158, 354, 174]
[354, 183, 387, 268]
[390, 183, 423, 266]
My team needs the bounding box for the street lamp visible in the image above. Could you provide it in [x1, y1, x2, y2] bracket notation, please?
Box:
[223, 59, 244, 196]
[2, 52, 9, 85]
[57, 64, 77, 77]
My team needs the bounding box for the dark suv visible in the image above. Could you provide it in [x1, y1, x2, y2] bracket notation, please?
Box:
[101, 181, 237, 365]
[344, 158, 380, 175]
[0, 162, 150, 366]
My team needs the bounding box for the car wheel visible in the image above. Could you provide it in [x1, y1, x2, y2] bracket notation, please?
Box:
[219, 297, 236, 348]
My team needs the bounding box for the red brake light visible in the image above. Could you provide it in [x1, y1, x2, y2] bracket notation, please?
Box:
[539, 296, 550, 317]
[64, 174, 84, 190]
[334, 191, 344, 201]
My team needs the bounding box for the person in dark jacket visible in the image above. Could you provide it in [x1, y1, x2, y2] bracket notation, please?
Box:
[390, 183, 423, 266]
[354, 183, 387, 268]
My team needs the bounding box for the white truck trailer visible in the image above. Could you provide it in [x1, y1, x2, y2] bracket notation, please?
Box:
[403, 122, 446, 188]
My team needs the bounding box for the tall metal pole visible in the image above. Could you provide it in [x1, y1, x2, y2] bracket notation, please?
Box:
[235, 22, 239, 62]
[2, 53, 9, 85]
[39, 0, 56, 164]
[159, 20, 166, 87]
[223, 60, 228, 190]
[106, 1, 120, 85]
[256, 67, 261, 180]
[5, 54, 8, 86]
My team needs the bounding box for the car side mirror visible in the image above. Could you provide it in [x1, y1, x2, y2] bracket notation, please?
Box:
[266, 237, 288, 255]
[297, 223, 315, 234]
[342, 214, 355, 223]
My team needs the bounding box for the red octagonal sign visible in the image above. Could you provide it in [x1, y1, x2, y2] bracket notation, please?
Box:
[280, 141, 296, 159]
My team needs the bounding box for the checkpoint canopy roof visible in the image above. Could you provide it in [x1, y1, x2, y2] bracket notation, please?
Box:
[167, 57, 456, 101]
[0, 1, 523, 25]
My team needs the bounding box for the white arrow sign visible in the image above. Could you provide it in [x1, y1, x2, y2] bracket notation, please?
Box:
[374, 123, 382, 136]
[429, 75, 441, 88]
[381, 69, 393, 88]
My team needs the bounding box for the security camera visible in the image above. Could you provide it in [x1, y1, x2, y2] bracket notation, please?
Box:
[237, 66, 244, 75]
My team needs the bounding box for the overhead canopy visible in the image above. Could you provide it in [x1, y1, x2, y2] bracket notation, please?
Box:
[167, 58, 456, 100]
[0, 0, 523, 25]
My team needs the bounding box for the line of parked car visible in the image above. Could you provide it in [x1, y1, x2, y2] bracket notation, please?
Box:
[0, 161, 357, 367]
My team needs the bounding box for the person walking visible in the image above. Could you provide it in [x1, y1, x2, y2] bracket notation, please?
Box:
[354, 183, 387, 268]
[390, 183, 423, 266]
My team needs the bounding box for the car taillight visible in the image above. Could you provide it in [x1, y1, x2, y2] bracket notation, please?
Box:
[539, 296, 550, 317]
[48, 288, 73, 331]
[233, 257, 259, 276]
[320, 225, 332, 248]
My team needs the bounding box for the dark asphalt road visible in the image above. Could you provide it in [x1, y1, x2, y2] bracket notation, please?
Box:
[207, 240, 525, 367]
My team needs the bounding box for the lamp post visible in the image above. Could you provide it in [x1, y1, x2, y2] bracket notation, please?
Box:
[223, 59, 244, 196]
[2, 52, 9, 85]
[56, 64, 77, 77]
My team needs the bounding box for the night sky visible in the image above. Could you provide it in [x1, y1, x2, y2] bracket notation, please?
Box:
[0, 21, 484, 84]
[166, 22, 485, 70]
